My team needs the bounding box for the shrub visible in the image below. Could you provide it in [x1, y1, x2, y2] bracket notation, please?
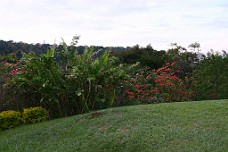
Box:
[192, 53, 228, 100]
[0, 57, 15, 111]
[6, 38, 128, 118]
[22, 107, 48, 124]
[6, 50, 65, 118]
[124, 61, 194, 103]
[0, 110, 21, 130]
[65, 48, 128, 113]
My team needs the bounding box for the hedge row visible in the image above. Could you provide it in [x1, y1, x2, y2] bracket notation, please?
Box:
[0, 107, 48, 130]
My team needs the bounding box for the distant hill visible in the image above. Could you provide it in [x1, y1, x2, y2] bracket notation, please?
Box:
[0, 40, 127, 57]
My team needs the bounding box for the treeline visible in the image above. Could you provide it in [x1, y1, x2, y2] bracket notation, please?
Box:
[0, 39, 126, 56]
[0, 40, 51, 56]
[0, 39, 199, 67]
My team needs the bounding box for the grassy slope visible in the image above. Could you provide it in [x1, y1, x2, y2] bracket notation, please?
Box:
[1, 99, 228, 152]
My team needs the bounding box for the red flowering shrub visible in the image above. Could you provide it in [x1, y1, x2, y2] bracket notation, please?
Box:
[124, 67, 157, 103]
[124, 61, 194, 103]
[0, 55, 26, 111]
[154, 62, 194, 102]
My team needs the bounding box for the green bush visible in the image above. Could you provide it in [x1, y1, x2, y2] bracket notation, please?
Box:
[192, 53, 228, 100]
[6, 39, 129, 117]
[22, 107, 48, 124]
[0, 110, 21, 130]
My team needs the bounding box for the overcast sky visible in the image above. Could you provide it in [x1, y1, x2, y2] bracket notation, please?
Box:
[0, 0, 228, 52]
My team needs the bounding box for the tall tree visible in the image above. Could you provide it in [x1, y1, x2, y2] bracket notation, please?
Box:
[188, 42, 201, 52]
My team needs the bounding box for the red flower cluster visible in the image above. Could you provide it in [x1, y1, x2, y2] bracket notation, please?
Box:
[126, 90, 135, 99]
[0, 60, 27, 85]
[11, 69, 26, 75]
[124, 61, 195, 103]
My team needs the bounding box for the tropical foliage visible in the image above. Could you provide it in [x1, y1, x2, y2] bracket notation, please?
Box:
[0, 37, 227, 123]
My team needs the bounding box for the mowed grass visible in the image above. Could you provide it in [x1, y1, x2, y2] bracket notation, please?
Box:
[1, 99, 228, 152]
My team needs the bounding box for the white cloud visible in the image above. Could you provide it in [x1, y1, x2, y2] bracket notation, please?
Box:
[0, 0, 227, 52]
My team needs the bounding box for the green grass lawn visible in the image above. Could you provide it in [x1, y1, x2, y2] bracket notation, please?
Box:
[1, 99, 228, 152]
